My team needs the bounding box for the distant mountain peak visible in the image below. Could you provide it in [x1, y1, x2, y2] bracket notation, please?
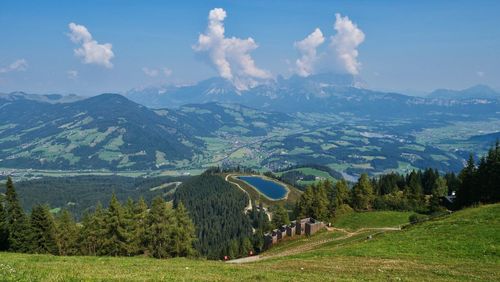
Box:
[429, 84, 499, 100]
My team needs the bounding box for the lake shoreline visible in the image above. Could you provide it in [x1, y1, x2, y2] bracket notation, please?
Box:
[236, 175, 290, 201]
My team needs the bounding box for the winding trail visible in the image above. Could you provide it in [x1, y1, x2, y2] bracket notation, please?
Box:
[225, 174, 252, 212]
[226, 226, 402, 264]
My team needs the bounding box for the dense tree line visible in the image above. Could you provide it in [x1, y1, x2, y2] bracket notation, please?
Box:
[295, 169, 457, 221]
[173, 173, 254, 259]
[294, 144, 500, 221]
[0, 177, 196, 258]
[456, 142, 500, 208]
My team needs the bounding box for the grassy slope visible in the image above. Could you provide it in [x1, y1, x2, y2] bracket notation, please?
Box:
[333, 210, 413, 231]
[0, 205, 498, 281]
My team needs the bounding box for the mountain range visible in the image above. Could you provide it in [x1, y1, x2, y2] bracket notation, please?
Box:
[125, 73, 500, 119]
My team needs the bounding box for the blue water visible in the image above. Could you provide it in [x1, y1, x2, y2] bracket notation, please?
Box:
[237, 176, 287, 200]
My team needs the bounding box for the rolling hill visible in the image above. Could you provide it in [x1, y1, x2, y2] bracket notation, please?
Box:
[0, 93, 289, 170]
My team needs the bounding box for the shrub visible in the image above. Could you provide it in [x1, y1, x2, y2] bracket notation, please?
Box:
[409, 213, 429, 224]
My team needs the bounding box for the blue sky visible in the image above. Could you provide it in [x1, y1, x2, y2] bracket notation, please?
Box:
[0, 0, 499, 95]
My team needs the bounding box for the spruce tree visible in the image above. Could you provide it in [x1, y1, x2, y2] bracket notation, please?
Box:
[131, 197, 148, 255]
[352, 174, 375, 210]
[294, 185, 314, 218]
[146, 196, 175, 259]
[102, 193, 129, 256]
[123, 197, 138, 255]
[5, 177, 30, 252]
[457, 155, 476, 207]
[271, 205, 290, 228]
[328, 179, 351, 217]
[311, 182, 329, 221]
[0, 200, 9, 251]
[407, 171, 425, 210]
[56, 209, 79, 255]
[171, 202, 196, 257]
[29, 204, 58, 254]
[80, 202, 106, 256]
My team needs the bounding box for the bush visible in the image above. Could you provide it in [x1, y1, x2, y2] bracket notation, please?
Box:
[409, 213, 429, 224]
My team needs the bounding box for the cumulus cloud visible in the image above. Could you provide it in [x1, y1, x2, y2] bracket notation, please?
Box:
[293, 13, 365, 77]
[294, 28, 325, 77]
[193, 8, 271, 90]
[142, 67, 173, 78]
[68, 23, 114, 68]
[330, 13, 365, 75]
[0, 59, 28, 73]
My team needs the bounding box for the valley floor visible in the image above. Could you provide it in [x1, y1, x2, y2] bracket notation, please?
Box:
[1, 204, 499, 281]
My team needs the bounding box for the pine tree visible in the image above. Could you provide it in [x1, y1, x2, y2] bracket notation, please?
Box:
[336, 180, 350, 206]
[271, 205, 290, 228]
[457, 155, 476, 207]
[407, 171, 425, 210]
[29, 204, 58, 254]
[294, 185, 314, 218]
[351, 174, 375, 210]
[328, 179, 351, 217]
[171, 202, 196, 257]
[102, 193, 129, 256]
[123, 197, 138, 255]
[311, 182, 329, 221]
[80, 202, 106, 256]
[130, 197, 148, 255]
[0, 199, 9, 251]
[146, 196, 175, 259]
[56, 209, 79, 256]
[4, 177, 30, 252]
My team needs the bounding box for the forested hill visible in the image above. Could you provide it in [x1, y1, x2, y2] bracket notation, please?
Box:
[0, 93, 288, 170]
[13, 175, 188, 219]
[173, 174, 253, 259]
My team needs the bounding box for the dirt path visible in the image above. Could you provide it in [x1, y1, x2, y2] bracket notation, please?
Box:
[225, 174, 252, 212]
[226, 226, 402, 264]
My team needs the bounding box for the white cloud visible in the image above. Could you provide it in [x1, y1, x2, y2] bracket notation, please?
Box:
[67, 70, 78, 79]
[294, 28, 325, 77]
[330, 13, 365, 75]
[68, 23, 114, 68]
[193, 8, 271, 90]
[142, 67, 159, 77]
[476, 71, 485, 77]
[163, 68, 173, 77]
[292, 13, 365, 77]
[0, 59, 28, 73]
[142, 67, 173, 78]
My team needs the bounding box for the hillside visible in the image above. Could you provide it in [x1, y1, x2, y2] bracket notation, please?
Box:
[1, 204, 498, 281]
[0, 93, 202, 170]
[0, 94, 288, 170]
[0, 92, 479, 176]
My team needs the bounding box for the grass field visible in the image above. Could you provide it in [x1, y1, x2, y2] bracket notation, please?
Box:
[333, 210, 413, 231]
[0, 204, 498, 281]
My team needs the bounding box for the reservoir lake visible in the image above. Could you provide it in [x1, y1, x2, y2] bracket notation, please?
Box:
[237, 176, 288, 200]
